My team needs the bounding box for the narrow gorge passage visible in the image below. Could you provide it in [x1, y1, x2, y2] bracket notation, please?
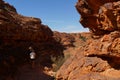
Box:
[14, 61, 54, 80]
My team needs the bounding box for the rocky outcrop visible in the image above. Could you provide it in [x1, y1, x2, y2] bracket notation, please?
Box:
[76, 0, 120, 35]
[56, 0, 120, 79]
[0, 0, 64, 80]
[56, 31, 120, 80]
[0, 1, 52, 42]
[2, 0, 120, 80]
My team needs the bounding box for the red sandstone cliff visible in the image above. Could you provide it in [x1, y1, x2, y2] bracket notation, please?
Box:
[76, 0, 120, 35]
[0, 0, 63, 80]
[56, 0, 120, 80]
[0, 0, 52, 42]
[2, 0, 120, 80]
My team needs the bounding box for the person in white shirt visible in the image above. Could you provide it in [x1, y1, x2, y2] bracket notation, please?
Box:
[29, 46, 36, 68]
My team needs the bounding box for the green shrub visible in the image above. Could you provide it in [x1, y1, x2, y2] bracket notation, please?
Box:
[51, 54, 70, 72]
[80, 35, 87, 42]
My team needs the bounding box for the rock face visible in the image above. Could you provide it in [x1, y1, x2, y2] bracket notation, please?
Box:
[56, 31, 120, 80]
[0, 0, 63, 80]
[2, 0, 120, 80]
[76, 0, 120, 35]
[0, 1, 52, 42]
[56, 0, 120, 80]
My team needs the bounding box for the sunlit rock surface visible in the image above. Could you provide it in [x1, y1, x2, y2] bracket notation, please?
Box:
[56, 0, 120, 80]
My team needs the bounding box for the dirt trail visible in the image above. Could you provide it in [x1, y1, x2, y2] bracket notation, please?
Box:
[14, 63, 54, 80]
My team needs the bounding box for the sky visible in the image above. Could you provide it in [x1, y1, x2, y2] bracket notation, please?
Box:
[4, 0, 88, 33]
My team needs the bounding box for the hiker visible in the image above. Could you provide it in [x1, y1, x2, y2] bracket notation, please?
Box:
[29, 46, 36, 68]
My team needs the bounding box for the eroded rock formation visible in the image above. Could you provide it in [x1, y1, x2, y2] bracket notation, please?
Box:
[76, 0, 120, 35]
[2, 0, 120, 80]
[0, 0, 52, 42]
[0, 0, 63, 80]
[56, 31, 120, 80]
[56, 0, 120, 80]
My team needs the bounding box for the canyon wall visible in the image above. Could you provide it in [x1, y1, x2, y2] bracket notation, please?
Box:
[56, 0, 120, 80]
[0, 1, 63, 80]
[1, 0, 120, 80]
